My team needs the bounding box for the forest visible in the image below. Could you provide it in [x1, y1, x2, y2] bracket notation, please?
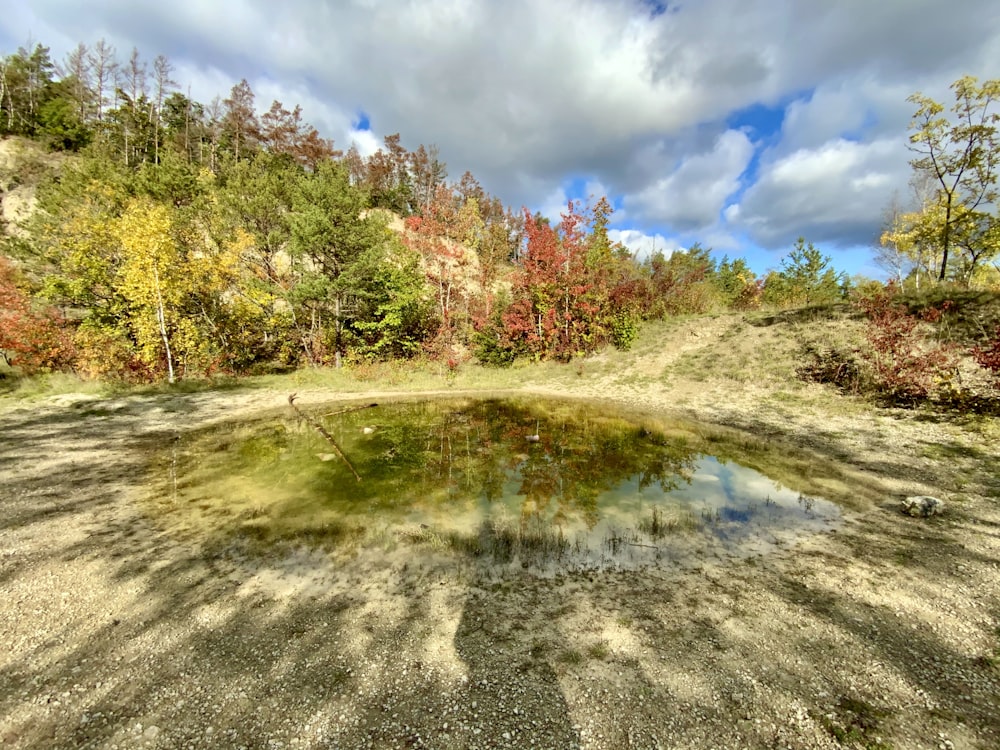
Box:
[1, 40, 998, 402]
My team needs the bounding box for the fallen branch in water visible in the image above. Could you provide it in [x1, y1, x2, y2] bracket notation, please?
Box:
[321, 403, 378, 418]
[287, 393, 363, 482]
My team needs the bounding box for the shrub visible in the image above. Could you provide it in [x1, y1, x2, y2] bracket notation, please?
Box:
[972, 325, 1000, 383]
[854, 284, 959, 405]
[0, 257, 77, 375]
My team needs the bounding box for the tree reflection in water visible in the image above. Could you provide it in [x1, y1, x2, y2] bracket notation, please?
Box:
[148, 397, 840, 570]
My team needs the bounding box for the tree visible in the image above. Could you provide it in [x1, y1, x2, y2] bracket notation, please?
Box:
[223, 79, 259, 161]
[161, 91, 205, 163]
[366, 133, 413, 212]
[289, 161, 383, 366]
[715, 256, 761, 310]
[87, 39, 117, 124]
[645, 243, 717, 316]
[495, 203, 603, 361]
[908, 76, 1000, 281]
[0, 43, 56, 136]
[60, 42, 93, 123]
[410, 144, 447, 211]
[114, 199, 184, 382]
[151, 54, 176, 163]
[762, 238, 843, 308]
[0, 256, 75, 373]
[403, 185, 483, 358]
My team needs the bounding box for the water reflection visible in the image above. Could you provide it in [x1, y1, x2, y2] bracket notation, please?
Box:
[146, 397, 840, 571]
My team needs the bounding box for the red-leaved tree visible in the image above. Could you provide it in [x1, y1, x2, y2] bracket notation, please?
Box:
[500, 204, 599, 360]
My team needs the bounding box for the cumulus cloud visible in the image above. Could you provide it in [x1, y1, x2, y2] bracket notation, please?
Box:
[623, 129, 754, 231]
[609, 229, 682, 260]
[727, 137, 909, 249]
[3, 0, 999, 256]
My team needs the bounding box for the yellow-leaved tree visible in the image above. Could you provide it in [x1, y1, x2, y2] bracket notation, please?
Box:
[114, 198, 188, 383]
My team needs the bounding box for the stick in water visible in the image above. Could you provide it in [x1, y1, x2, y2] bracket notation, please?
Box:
[321, 403, 378, 418]
[287, 394, 363, 482]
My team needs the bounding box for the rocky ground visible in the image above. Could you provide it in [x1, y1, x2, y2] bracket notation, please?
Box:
[2, 322, 1000, 749]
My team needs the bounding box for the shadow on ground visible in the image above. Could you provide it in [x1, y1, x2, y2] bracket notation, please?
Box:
[2, 392, 999, 749]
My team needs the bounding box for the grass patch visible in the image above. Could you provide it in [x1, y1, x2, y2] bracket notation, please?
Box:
[557, 649, 584, 665]
[587, 641, 610, 660]
[819, 696, 893, 750]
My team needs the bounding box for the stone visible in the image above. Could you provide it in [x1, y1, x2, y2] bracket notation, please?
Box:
[901, 496, 944, 518]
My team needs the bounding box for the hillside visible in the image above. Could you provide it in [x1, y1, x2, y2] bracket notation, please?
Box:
[0, 137, 64, 238]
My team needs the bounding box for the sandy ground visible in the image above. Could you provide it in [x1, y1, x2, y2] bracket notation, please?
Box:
[2, 346, 1000, 749]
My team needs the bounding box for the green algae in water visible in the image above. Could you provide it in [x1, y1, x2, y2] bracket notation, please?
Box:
[146, 397, 841, 571]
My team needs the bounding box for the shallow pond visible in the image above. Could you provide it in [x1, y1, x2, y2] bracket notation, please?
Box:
[146, 396, 841, 572]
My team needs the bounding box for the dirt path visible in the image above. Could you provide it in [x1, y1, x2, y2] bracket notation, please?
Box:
[2, 355, 999, 748]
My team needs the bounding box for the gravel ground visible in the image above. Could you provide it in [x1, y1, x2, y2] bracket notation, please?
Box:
[2, 356, 999, 749]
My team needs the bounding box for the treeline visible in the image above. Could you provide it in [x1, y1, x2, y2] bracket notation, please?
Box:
[0, 39, 918, 384]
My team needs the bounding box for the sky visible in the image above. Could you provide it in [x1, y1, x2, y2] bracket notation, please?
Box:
[3, 0, 1000, 277]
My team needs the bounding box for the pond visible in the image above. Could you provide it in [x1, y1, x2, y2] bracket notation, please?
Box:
[145, 396, 842, 573]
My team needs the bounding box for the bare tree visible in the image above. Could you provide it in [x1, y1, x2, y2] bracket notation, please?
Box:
[152, 54, 176, 163]
[87, 38, 117, 122]
[60, 42, 92, 121]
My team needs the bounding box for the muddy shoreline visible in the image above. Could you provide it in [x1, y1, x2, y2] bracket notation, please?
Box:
[2, 381, 999, 749]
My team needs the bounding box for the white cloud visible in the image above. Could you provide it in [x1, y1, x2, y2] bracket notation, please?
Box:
[538, 185, 571, 225]
[728, 137, 909, 248]
[623, 129, 754, 230]
[348, 129, 380, 159]
[3, 0, 999, 257]
[609, 229, 681, 260]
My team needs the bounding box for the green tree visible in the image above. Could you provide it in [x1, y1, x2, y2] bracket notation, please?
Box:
[289, 161, 383, 366]
[645, 243, 717, 316]
[0, 43, 56, 136]
[762, 238, 843, 308]
[348, 237, 434, 359]
[715, 255, 760, 310]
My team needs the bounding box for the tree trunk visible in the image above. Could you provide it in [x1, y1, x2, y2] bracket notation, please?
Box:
[153, 267, 175, 384]
[334, 296, 343, 369]
[939, 201, 952, 282]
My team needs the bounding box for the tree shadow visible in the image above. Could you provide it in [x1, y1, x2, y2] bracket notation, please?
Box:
[3, 389, 1000, 748]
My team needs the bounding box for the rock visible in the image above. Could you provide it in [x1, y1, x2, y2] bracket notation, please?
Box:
[901, 496, 944, 518]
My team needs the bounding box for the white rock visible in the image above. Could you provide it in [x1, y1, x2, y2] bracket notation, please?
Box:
[901, 496, 945, 518]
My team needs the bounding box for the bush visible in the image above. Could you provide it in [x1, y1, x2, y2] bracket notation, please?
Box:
[972, 325, 1000, 384]
[0, 257, 77, 375]
[609, 312, 638, 351]
[854, 284, 959, 405]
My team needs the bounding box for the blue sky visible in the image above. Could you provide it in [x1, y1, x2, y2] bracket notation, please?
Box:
[3, 0, 999, 278]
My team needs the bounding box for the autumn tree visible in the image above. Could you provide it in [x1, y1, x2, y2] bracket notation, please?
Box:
[908, 75, 1000, 281]
[403, 185, 483, 359]
[410, 144, 447, 211]
[483, 203, 606, 362]
[223, 79, 260, 162]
